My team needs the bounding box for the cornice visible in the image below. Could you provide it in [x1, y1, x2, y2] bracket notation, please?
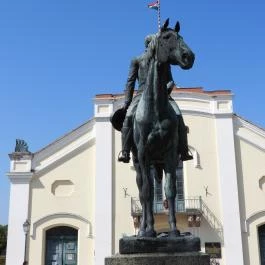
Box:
[110, 89, 234, 117]
[31, 212, 93, 239]
[244, 210, 265, 233]
[34, 119, 95, 157]
[6, 172, 34, 184]
[94, 87, 233, 101]
[32, 119, 96, 172]
[234, 115, 265, 151]
[8, 152, 33, 160]
[234, 115, 265, 138]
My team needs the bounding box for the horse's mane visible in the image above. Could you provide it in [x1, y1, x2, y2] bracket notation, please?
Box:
[142, 28, 175, 66]
[142, 33, 158, 66]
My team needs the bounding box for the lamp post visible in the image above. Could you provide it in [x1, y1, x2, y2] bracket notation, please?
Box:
[23, 219, 30, 265]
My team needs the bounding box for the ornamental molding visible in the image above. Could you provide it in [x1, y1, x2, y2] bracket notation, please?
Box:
[234, 116, 265, 151]
[235, 116, 265, 138]
[188, 145, 201, 168]
[6, 172, 34, 184]
[30, 212, 93, 239]
[112, 96, 233, 118]
[8, 152, 33, 160]
[244, 210, 265, 233]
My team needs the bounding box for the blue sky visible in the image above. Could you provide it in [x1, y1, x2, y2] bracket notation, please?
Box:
[0, 0, 265, 224]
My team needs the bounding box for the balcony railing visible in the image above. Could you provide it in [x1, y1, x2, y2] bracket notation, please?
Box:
[131, 196, 202, 216]
[131, 196, 223, 241]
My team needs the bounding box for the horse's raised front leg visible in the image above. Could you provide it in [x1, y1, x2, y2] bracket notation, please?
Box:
[164, 159, 179, 237]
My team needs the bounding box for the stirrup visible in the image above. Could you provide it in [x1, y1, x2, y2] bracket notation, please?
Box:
[118, 150, 130, 163]
[181, 150, 193, 161]
[181, 154, 193, 161]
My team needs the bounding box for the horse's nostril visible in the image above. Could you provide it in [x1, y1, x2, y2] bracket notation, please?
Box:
[182, 53, 189, 62]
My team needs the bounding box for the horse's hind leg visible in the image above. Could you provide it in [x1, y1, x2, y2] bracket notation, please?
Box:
[145, 165, 156, 237]
[164, 161, 179, 237]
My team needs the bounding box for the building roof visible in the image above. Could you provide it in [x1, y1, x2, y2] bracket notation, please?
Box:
[95, 87, 233, 100]
[32, 88, 264, 168]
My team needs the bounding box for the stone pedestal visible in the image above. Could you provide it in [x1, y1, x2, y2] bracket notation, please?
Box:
[105, 252, 210, 265]
[106, 235, 210, 265]
[119, 235, 200, 254]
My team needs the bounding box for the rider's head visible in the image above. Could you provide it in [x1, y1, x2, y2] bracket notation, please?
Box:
[144, 34, 155, 48]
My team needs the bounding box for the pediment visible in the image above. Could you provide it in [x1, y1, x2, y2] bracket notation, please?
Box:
[234, 115, 265, 151]
[32, 119, 95, 174]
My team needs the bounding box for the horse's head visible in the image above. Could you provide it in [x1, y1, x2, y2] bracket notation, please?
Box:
[157, 19, 195, 69]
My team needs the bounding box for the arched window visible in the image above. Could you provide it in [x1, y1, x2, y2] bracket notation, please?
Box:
[258, 224, 265, 265]
[45, 226, 78, 265]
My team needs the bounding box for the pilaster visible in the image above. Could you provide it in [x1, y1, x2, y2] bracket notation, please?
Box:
[94, 97, 114, 265]
[6, 152, 33, 265]
[215, 114, 244, 265]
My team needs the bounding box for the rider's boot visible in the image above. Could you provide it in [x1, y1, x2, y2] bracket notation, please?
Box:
[179, 122, 193, 161]
[118, 126, 132, 163]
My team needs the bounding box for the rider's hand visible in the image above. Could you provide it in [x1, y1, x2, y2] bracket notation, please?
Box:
[123, 101, 130, 111]
[167, 81, 175, 90]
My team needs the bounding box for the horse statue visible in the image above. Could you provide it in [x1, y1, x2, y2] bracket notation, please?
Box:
[131, 19, 195, 237]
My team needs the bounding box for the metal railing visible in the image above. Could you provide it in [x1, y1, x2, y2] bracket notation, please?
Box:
[131, 196, 202, 215]
[131, 196, 223, 240]
[200, 198, 223, 240]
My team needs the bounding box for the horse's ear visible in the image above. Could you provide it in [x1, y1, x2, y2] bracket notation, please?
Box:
[161, 18, 169, 31]
[175, 21, 180, 33]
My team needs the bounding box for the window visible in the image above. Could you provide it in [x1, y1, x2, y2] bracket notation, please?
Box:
[258, 224, 265, 264]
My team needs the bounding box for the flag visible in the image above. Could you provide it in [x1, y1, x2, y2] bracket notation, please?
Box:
[148, 1, 159, 10]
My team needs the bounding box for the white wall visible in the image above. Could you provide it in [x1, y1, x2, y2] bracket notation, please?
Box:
[6, 153, 33, 265]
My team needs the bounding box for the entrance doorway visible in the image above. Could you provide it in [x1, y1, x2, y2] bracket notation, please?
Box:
[45, 226, 78, 265]
[259, 224, 265, 265]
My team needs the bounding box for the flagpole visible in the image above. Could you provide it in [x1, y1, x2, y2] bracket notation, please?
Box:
[158, 0, 161, 30]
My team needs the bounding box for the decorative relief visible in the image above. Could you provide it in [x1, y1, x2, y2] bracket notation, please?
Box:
[15, 139, 30, 153]
[51, 180, 74, 197]
[188, 146, 201, 168]
[259, 176, 265, 190]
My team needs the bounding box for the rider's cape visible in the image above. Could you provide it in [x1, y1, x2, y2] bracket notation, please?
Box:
[110, 108, 126, 131]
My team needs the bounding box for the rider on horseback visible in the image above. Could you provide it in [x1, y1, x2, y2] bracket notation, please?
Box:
[118, 34, 193, 163]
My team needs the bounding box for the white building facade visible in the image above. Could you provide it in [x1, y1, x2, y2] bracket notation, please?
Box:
[5, 87, 265, 265]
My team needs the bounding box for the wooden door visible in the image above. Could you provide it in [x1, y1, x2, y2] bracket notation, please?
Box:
[45, 227, 77, 265]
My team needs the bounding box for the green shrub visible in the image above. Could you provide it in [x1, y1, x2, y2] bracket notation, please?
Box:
[0, 256, 5, 265]
[0, 225, 7, 256]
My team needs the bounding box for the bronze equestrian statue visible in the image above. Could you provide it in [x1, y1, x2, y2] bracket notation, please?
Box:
[111, 19, 195, 237]
[118, 33, 192, 164]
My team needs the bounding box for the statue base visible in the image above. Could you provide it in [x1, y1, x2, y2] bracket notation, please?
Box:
[105, 253, 210, 265]
[119, 235, 200, 254]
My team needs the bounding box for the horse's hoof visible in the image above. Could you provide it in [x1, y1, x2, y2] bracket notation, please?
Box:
[169, 230, 180, 238]
[137, 229, 146, 237]
[144, 229, 157, 238]
[137, 229, 157, 238]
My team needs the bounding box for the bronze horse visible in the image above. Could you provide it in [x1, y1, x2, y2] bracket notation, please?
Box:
[131, 19, 195, 237]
